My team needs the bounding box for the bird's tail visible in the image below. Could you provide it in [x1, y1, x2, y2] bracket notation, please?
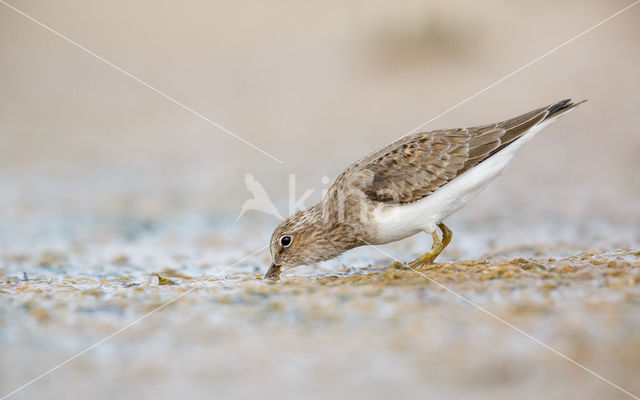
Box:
[545, 98, 587, 121]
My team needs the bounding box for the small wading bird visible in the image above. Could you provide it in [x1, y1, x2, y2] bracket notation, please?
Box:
[265, 99, 585, 279]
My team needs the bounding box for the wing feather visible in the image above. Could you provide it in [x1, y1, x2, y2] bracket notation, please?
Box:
[346, 100, 583, 204]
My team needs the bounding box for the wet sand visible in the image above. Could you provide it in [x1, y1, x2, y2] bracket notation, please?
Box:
[2, 217, 639, 399]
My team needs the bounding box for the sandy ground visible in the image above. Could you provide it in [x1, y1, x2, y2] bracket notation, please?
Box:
[2, 0, 640, 399]
[1, 215, 639, 400]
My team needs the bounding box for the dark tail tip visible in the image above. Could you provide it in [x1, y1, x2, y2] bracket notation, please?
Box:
[547, 99, 572, 115]
[547, 98, 587, 118]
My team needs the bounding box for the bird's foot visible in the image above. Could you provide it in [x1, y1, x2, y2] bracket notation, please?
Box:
[407, 254, 437, 270]
[415, 262, 442, 272]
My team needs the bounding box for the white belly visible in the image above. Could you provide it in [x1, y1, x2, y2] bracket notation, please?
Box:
[370, 120, 553, 244]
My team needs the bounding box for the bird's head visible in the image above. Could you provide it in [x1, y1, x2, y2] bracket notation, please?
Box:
[264, 204, 355, 279]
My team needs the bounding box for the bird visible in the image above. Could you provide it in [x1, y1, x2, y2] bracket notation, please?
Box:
[237, 173, 284, 222]
[264, 99, 585, 280]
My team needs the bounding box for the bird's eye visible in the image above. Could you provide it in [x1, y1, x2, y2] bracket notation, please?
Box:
[280, 235, 292, 247]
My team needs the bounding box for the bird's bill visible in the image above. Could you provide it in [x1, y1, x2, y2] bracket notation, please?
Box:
[264, 263, 281, 280]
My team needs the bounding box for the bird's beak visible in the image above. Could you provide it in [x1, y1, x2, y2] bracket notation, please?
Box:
[264, 263, 281, 280]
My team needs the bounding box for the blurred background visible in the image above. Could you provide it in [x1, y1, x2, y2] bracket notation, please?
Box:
[1, 0, 639, 225]
[1, 1, 639, 399]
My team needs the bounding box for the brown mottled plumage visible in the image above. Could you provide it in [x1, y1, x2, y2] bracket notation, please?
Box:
[265, 99, 585, 279]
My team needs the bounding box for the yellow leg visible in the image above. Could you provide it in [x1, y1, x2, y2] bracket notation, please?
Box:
[439, 222, 452, 248]
[407, 223, 453, 269]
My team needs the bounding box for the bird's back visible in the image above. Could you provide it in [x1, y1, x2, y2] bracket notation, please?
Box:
[335, 99, 585, 205]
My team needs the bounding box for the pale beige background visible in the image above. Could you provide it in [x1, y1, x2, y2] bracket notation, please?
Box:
[1, 0, 639, 224]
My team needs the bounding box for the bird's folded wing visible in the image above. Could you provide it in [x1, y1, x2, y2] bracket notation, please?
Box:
[356, 106, 552, 204]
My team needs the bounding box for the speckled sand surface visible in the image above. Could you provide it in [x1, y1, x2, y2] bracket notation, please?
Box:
[1, 214, 639, 400]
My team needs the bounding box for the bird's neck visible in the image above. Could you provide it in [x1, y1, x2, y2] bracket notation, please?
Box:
[304, 203, 364, 256]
